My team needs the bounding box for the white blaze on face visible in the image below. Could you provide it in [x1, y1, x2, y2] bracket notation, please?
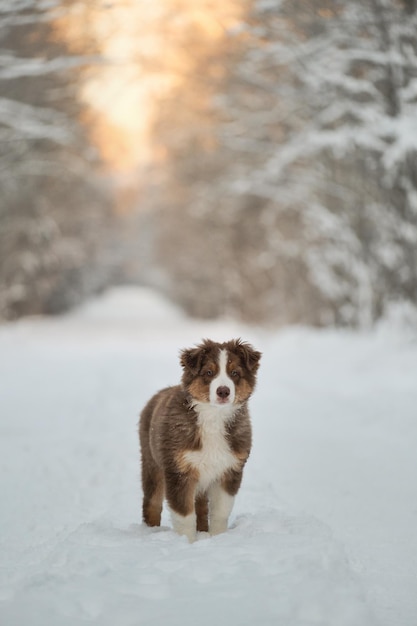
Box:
[209, 349, 235, 406]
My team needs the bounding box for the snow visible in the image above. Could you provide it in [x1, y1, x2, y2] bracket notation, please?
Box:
[1, 286, 417, 626]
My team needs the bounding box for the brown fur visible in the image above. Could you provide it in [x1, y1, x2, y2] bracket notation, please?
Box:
[139, 338, 261, 537]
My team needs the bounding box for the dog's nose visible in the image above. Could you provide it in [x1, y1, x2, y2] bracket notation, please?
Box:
[217, 386, 230, 399]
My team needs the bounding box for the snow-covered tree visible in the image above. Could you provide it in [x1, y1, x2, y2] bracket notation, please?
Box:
[151, 0, 417, 326]
[235, 0, 417, 325]
[0, 0, 113, 319]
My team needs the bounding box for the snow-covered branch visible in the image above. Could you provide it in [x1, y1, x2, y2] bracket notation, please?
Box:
[0, 97, 72, 144]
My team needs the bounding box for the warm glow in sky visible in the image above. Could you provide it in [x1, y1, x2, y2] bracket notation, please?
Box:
[51, 0, 244, 174]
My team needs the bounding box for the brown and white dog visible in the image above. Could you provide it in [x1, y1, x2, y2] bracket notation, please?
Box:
[139, 338, 261, 542]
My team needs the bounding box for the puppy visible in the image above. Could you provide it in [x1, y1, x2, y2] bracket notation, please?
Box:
[139, 338, 261, 542]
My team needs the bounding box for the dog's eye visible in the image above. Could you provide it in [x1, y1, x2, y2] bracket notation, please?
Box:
[205, 370, 213, 377]
[231, 370, 239, 378]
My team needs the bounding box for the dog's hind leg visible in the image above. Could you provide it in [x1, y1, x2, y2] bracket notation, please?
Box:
[142, 460, 164, 527]
[195, 492, 209, 533]
[139, 412, 164, 526]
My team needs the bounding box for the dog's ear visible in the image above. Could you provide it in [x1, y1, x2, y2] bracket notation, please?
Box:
[180, 347, 204, 375]
[234, 339, 262, 372]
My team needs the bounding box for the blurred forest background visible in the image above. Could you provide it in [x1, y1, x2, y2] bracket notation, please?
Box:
[1, 0, 417, 327]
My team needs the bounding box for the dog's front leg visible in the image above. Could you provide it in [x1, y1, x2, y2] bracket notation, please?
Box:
[165, 472, 197, 543]
[208, 481, 235, 536]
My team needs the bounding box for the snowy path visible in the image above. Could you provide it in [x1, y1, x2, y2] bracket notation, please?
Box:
[1, 288, 416, 626]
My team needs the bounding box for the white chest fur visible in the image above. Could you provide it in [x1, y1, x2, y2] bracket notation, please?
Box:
[184, 403, 239, 493]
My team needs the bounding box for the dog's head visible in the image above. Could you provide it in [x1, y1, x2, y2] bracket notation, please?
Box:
[180, 338, 261, 408]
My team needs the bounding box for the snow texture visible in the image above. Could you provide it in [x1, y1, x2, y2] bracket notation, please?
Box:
[1, 287, 417, 626]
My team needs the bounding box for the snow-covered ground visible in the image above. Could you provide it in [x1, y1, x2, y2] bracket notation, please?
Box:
[1, 287, 416, 626]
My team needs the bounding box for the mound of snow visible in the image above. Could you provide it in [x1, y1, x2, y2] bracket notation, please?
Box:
[72, 286, 184, 323]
